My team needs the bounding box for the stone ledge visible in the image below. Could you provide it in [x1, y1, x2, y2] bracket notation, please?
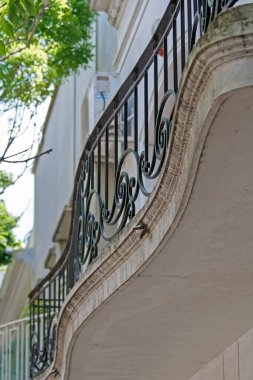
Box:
[88, 0, 126, 28]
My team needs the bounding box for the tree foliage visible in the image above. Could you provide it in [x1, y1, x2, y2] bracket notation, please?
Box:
[0, 173, 20, 265]
[0, 0, 96, 192]
[0, 1, 95, 263]
[0, 170, 12, 194]
[0, 0, 96, 106]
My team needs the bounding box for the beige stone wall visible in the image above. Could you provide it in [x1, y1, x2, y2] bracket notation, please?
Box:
[190, 327, 253, 380]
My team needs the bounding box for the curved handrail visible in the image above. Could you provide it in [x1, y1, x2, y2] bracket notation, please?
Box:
[29, 0, 177, 298]
[29, 0, 177, 299]
[29, 0, 239, 376]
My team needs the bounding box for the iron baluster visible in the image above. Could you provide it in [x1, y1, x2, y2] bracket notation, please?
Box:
[187, 0, 192, 50]
[193, 0, 197, 15]
[97, 138, 101, 195]
[114, 112, 119, 175]
[105, 126, 109, 211]
[163, 36, 168, 94]
[53, 278, 56, 314]
[173, 15, 178, 93]
[90, 151, 94, 190]
[43, 289, 45, 352]
[144, 70, 149, 164]
[134, 86, 138, 153]
[180, 0, 186, 70]
[37, 299, 40, 359]
[153, 53, 159, 132]
[124, 101, 128, 151]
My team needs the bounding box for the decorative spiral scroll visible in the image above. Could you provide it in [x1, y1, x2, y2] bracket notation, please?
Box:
[139, 90, 175, 183]
[75, 90, 175, 270]
[30, 314, 58, 373]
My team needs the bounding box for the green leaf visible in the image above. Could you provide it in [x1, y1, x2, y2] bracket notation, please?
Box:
[0, 0, 96, 106]
[0, 199, 20, 266]
[8, 3, 20, 25]
[0, 2, 8, 15]
[14, 0, 25, 13]
[0, 39, 6, 55]
[1, 17, 14, 37]
[20, 0, 33, 13]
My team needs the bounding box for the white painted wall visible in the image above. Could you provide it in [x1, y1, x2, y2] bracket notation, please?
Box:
[33, 14, 117, 281]
[32, 1, 173, 282]
[34, 76, 77, 280]
[114, 0, 169, 79]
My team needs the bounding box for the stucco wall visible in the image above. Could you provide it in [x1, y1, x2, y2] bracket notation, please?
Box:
[190, 327, 253, 380]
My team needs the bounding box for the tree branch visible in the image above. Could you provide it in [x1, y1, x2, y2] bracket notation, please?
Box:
[0, 45, 27, 62]
[3, 148, 31, 160]
[27, 0, 50, 40]
[0, 0, 50, 62]
[2, 148, 52, 164]
[0, 164, 28, 195]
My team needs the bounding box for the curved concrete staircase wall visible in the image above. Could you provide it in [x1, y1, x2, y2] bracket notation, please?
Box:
[40, 4, 253, 379]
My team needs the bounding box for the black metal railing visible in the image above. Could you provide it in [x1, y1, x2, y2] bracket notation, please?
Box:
[29, 0, 238, 376]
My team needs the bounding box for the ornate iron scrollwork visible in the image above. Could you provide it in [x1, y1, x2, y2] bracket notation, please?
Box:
[30, 314, 58, 374]
[29, 0, 239, 376]
[75, 89, 175, 272]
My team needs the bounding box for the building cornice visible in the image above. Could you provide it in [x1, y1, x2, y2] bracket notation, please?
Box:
[88, 0, 127, 28]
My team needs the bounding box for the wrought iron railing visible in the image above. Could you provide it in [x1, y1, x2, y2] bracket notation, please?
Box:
[29, 0, 239, 376]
